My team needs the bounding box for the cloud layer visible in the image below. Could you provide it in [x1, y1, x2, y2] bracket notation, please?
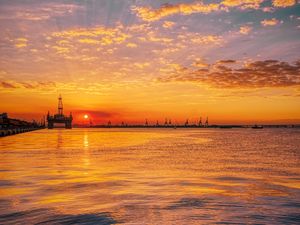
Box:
[133, 0, 297, 21]
[0, 3, 83, 21]
[158, 60, 300, 88]
[272, 0, 296, 7]
[132, 2, 220, 22]
[0, 80, 56, 89]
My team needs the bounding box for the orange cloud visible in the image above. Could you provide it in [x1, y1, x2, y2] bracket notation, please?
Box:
[132, 0, 279, 21]
[158, 60, 300, 88]
[52, 25, 130, 46]
[239, 25, 252, 34]
[0, 80, 56, 89]
[261, 18, 280, 26]
[272, 0, 296, 7]
[52, 46, 70, 54]
[52, 27, 117, 38]
[49, 25, 130, 58]
[14, 38, 28, 48]
[146, 31, 173, 43]
[132, 2, 220, 21]
[163, 21, 175, 28]
[193, 59, 209, 68]
[217, 59, 236, 64]
[0, 3, 83, 21]
[0, 81, 17, 88]
[191, 35, 223, 45]
[126, 43, 138, 48]
[78, 38, 99, 44]
[133, 62, 150, 69]
[221, 0, 263, 9]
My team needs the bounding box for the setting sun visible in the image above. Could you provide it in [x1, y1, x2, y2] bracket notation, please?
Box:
[84, 114, 88, 119]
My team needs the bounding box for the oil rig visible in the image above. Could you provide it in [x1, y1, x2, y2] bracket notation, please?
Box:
[47, 95, 72, 129]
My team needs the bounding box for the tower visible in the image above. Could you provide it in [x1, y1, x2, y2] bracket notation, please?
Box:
[185, 119, 189, 127]
[205, 117, 208, 127]
[58, 94, 63, 115]
[164, 118, 168, 126]
[198, 117, 202, 127]
[145, 119, 148, 126]
[47, 95, 72, 129]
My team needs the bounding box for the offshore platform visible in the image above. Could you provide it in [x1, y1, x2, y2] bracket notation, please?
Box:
[47, 95, 72, 129]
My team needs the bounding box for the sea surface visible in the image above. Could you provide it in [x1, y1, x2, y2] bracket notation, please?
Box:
[0, 128, 299, 224]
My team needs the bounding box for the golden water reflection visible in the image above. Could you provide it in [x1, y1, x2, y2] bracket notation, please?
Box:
[0, 128, 299, 224]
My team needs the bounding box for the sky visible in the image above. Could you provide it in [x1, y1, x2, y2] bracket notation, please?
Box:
[0, 0, 299, 125]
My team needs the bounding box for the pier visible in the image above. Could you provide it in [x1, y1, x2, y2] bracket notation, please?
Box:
[0, 113, 44, 137]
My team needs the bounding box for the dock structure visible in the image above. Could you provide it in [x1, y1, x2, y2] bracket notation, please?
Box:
[47, 95, 72, 129]
[0, 113, 44, 137]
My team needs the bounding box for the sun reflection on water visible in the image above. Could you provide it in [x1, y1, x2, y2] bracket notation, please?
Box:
[0, 128, 299, 224]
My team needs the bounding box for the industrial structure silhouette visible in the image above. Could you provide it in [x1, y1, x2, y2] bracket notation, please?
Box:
[47, 95, 73, 129]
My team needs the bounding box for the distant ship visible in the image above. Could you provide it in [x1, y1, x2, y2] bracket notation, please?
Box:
[252, 125, 263, 129]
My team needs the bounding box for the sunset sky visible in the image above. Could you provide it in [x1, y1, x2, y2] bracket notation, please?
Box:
[0, 0, 299, 125]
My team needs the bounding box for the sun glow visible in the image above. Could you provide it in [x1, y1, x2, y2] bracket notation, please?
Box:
[84, 114, 89, 119]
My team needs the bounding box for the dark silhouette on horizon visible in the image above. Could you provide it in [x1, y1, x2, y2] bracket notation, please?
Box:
[47, 95, 72, 129]
[0, 112, 44, 137]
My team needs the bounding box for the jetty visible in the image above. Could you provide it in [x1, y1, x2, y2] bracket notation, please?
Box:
[0, 113, 45, 137]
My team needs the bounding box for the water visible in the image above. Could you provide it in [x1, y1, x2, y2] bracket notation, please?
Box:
[0, 128, 299, 224]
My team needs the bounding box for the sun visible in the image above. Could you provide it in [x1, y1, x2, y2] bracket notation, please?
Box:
[84, 114, 89, 119]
